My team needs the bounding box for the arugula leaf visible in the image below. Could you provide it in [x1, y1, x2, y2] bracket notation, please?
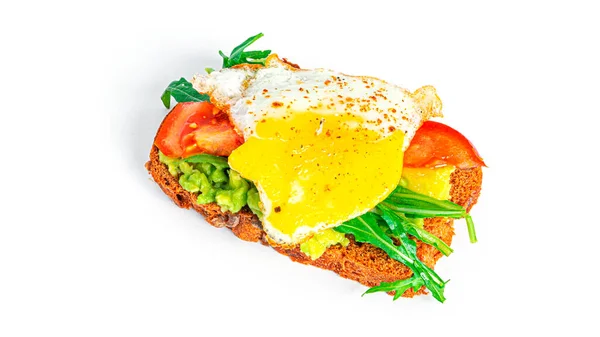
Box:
[336, 213, 415, 265]
[383, 185, 465, 218]
[382, 185, 478, 243]
[219, 33, 271, 68]
[466, 214, 477, 243]
[160, 78, 209, 109]
[160, 34, 271, 108]
[335, 213, 448, 303]
[377, 205, 453, 256]
[377, 206, 448, 302]
[363, 276, 424, 301]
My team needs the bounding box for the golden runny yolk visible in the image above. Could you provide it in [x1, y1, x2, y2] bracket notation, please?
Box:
[228, 111, 405, 242]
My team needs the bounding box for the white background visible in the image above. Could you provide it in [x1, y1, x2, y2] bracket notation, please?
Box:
[1, 1, 599, 336]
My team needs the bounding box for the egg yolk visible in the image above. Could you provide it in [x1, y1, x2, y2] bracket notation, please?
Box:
[228, 111, 405, 243]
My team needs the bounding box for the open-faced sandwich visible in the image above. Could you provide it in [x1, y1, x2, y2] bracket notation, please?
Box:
[146, 33, 485, 302]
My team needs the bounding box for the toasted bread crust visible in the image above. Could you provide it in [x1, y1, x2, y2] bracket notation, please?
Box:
[146, 145, 482, 297]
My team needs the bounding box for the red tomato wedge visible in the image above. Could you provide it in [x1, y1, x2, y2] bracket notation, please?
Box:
[154, 102, 243, 158]
[404, 121, 486, 169]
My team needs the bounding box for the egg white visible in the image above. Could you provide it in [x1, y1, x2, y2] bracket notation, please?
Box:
[193, 55, 442, 149]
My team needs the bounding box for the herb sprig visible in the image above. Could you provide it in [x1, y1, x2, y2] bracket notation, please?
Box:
[336, 213, 448, 303]
[377, 205, 453, 256]
[381, 185, 477, 243]
[160, 78, 209, 109]
[160, 33, 271, 108]
[219, 33, 271, 68]
[363, 276, 424, 301]
[335, 184, 477, 302]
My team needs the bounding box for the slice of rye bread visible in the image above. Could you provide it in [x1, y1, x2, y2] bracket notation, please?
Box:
[146, 145, 483, 297]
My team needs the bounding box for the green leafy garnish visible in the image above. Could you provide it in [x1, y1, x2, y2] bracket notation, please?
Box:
[363, 276, 424, 301]
[160, 77, 209, 109]
[219, 33, 271, 68]
[160, 33, 271, 108]
[465, 214, 477, 243]
[378, 205, 453, 256]
[378, 207, 448, 302]
[381, 185, 477, 243]
[336, 214, 414, 264]
[336, 213, 448, 303]
[335, 182, 478, 302]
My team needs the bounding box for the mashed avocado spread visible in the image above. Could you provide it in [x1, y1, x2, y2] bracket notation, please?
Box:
[159, 151, 262, 216]
[300, 229, 350, 260]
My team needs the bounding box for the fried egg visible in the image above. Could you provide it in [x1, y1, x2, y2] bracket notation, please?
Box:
[192, 55, 442, 244]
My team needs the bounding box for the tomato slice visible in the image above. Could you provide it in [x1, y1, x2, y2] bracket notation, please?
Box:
[154, 102, 243, 158]
[404, 121, 486, 169]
